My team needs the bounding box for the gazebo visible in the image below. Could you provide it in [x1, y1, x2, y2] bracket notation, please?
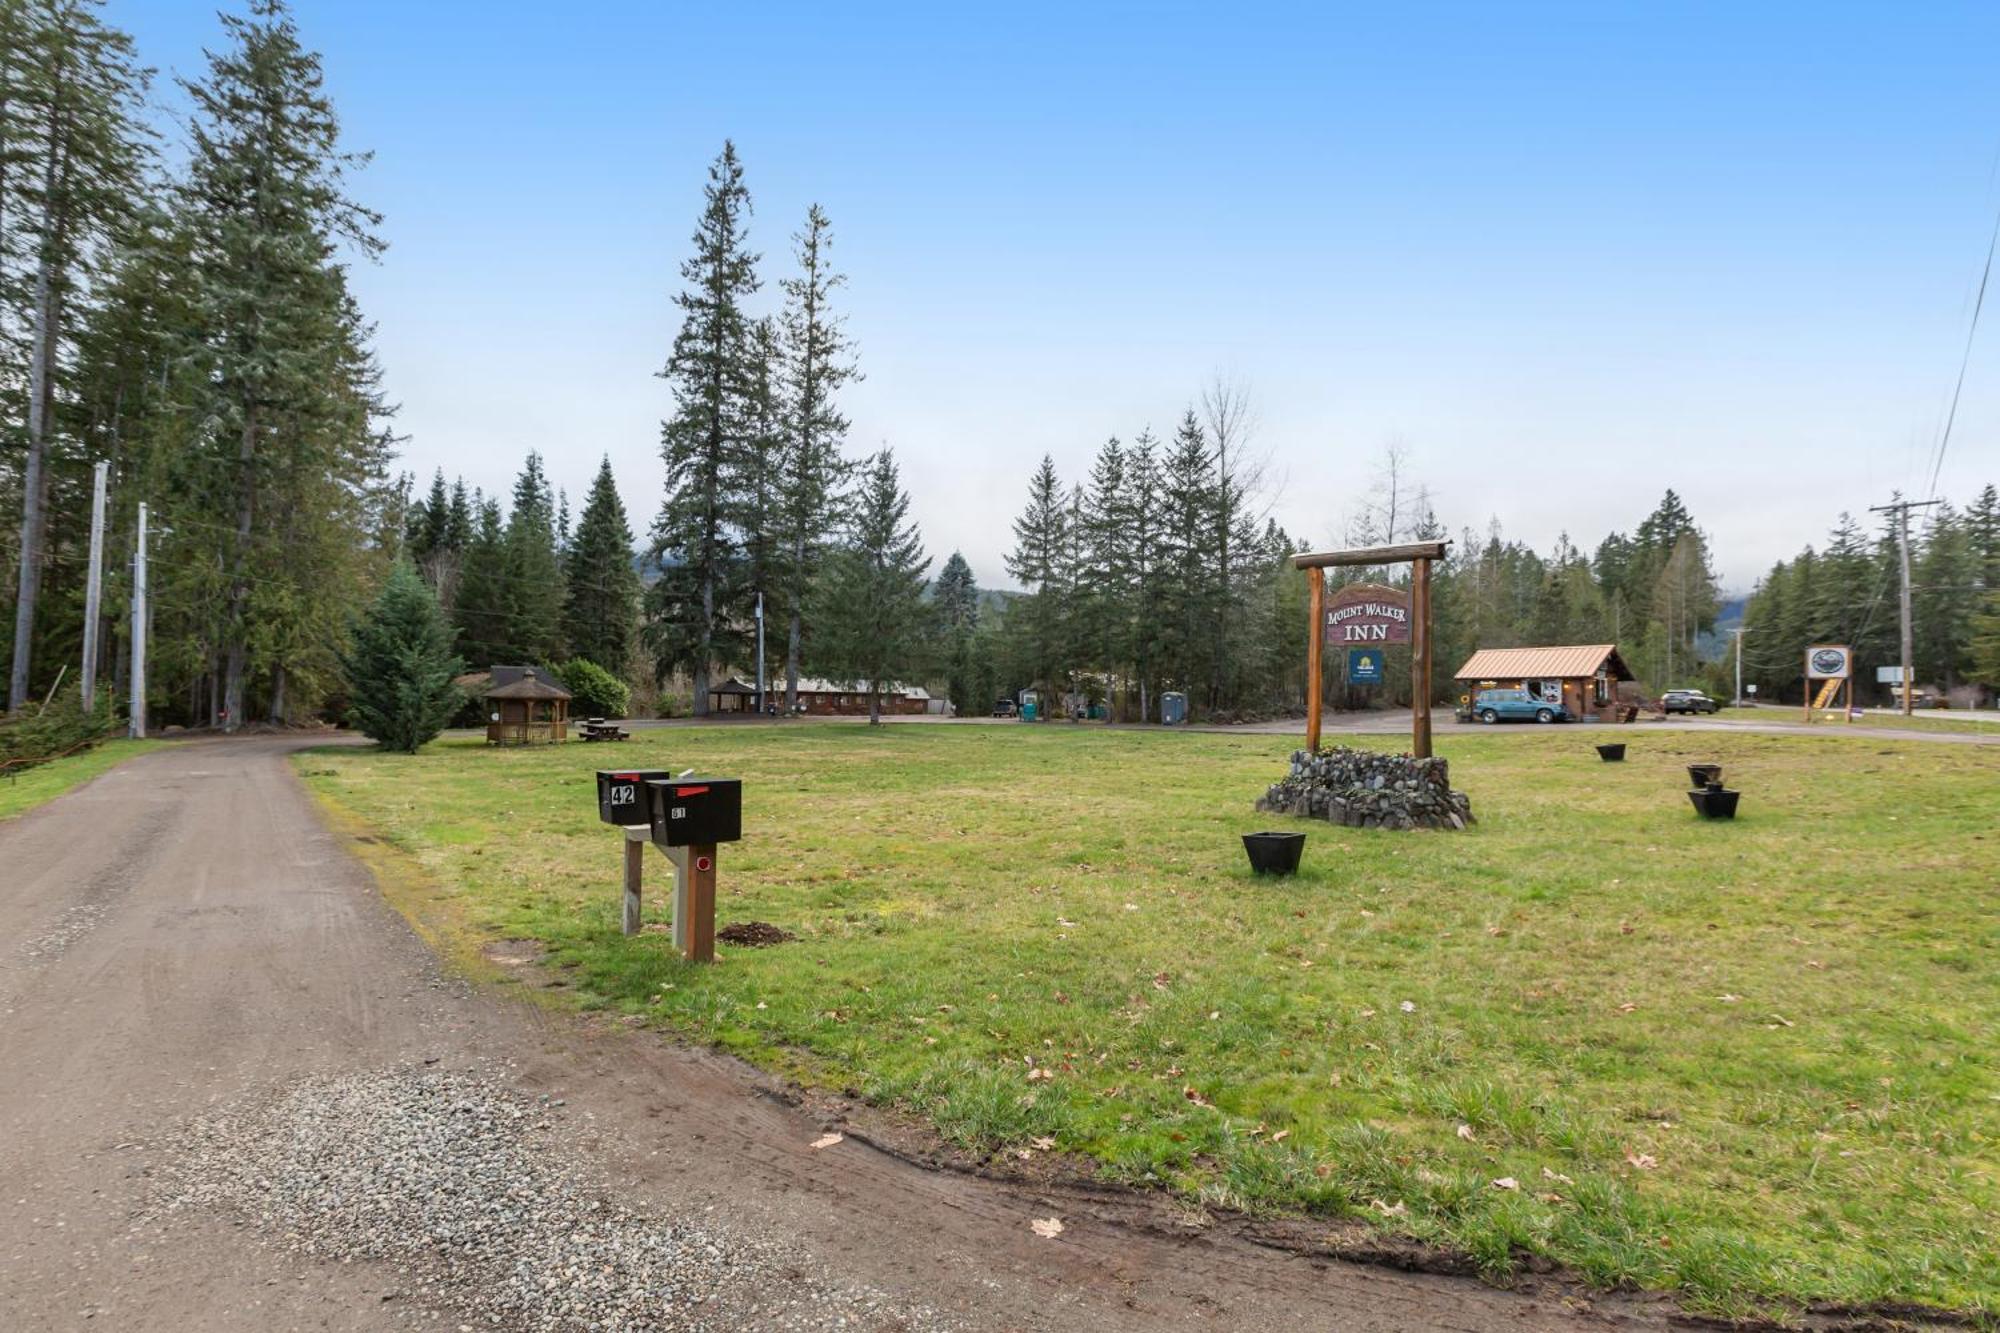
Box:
[482, 666, 572, 744]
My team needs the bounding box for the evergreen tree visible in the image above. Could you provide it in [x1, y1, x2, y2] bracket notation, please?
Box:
[177, 0, 388, 729]
[454, 494, 507, 666]
[814, 450, 931, 724]
[739, 314, 784, 648]
[6, 0, 152, 711]
[339, 560, 462, 753]
[775, 202, 858, 710]
[562, 455, 640, 674]
[500, 451, 563, 662]
[1155, 410, 1219, 698]
[1004, 454, 1070, 707]
[649, 140, 758, 713]
[932, 550, 980, 717]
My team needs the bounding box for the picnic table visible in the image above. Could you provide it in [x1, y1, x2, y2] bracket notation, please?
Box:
[580, 718, 630, 742]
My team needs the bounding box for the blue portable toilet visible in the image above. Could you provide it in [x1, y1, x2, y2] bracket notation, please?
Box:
[1020, 689, 1039, 722]
[1161, 691, 1188, 725]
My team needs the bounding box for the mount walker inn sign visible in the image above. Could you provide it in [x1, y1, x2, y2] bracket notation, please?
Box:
[1323, 583, 1412, 645]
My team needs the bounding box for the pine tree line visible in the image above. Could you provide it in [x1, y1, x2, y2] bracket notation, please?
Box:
[401, 453, 643, 685]
[1739, 484, 2000, 701]
[2, 0, 398, 728]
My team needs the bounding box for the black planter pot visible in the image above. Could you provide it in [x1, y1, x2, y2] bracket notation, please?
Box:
[1686, 786, 1740, 819]
[1596, 743, 1626, 762]
[1242, 831, 1307, 876]
[1687, 763, 1722, 787]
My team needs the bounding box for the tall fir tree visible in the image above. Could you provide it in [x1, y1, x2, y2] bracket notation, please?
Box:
[649, 140, 758, 713]
[454, 493, 507, 667]
[500, 451, 563, 662]
[1004, 454, 1070, 707]
[932, 550, 980, 717]
[176, 0, 389, 729]
[562, 455, 640, 673]
[776, 202, 858, 710]
[6, 0, 151, 711]
[813, 450, 930, 724]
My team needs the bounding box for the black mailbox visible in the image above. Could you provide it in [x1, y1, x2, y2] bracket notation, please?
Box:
[646, 777, 741, 846]
[597, 769, 673, 826]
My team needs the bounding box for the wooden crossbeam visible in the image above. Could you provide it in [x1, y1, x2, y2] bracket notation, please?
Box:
[1292, 541, 1450, 570]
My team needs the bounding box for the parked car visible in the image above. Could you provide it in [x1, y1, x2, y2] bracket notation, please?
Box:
[991, 698, 1019, 718]
[1662, 689, 1720, 714]
[1472, 688, 1570, 724]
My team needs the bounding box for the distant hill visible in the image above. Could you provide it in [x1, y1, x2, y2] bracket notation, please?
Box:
[1696, 595, 1747, 661]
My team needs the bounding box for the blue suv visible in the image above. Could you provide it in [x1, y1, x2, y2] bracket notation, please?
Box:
[1473, 688, 1570, 724]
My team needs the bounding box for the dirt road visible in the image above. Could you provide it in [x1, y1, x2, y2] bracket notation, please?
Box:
[1, 738, 1675, 1331]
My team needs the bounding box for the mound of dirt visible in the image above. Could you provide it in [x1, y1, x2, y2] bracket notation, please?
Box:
[717, 921, 794, 948]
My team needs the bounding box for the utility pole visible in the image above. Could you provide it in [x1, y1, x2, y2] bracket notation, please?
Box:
[129, 502, 147, 739]
[1870, 497, 1941, 716]
[81, 463, 109, 712]
[1730, 627, 1749, 707]
[754, 591, 766, 717]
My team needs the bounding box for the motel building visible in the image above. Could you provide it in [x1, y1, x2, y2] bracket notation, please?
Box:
[1451, 644, 1637, 722]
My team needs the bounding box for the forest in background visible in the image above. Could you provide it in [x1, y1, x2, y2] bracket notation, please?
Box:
[5, 1, 1999, 735]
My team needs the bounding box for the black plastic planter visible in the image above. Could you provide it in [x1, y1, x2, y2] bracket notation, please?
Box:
[1242, 831, 1307, 876]
[1596, 743, 1626, 762]
[1687, 763, 1722, 787]
[1686, 786, 1740, 819]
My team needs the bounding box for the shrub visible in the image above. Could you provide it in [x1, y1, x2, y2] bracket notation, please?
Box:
[557, 658, 630, 718]
[0, 684, 119, 771]
[339, 562, 464, 753]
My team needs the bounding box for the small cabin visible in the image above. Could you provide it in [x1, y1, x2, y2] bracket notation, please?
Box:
[482, 665, 572, 744]
[1452, 644, 1636, 722]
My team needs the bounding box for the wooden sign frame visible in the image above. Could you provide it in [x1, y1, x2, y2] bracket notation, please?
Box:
[1292, 541, 1450, 758]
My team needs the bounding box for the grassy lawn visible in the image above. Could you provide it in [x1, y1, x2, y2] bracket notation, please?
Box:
[298, 725, 1999, 1318]
[1713, 706, 2000, 737]
[0, 738, 166, 821]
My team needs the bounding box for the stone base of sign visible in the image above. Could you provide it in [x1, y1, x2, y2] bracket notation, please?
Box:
[1256, 747, 1474, 831]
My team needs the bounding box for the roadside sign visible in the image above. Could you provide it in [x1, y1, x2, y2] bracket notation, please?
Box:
[1875, 665, 1904, 685]
[1807, 644, 1851, 680]
[1347, 648, 1384, 685]
[1324, 583, 1412, 645]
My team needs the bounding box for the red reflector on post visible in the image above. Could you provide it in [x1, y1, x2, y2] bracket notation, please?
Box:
[695, 855, 713, 872]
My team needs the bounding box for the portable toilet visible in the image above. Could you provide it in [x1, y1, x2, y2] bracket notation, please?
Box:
[1020, 689, 1039, 722]
[1161, 691, 1188, 725]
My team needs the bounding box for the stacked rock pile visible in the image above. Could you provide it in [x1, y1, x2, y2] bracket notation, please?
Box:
[1255, 746, 1474, 831]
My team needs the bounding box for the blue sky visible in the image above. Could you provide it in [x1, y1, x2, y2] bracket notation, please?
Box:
[120, 1, 2000, 589]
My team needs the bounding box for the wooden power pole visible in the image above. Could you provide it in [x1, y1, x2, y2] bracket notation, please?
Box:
[1869, 497, 1941, 716]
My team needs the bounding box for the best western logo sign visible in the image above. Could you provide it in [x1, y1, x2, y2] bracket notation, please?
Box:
[1324, 583, 1412, 644]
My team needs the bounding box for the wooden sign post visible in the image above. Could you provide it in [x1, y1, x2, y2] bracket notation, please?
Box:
[1292, 541, 1450, 758]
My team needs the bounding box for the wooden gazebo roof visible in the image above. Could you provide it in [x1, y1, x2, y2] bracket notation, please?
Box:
[484, 675, 572, 701]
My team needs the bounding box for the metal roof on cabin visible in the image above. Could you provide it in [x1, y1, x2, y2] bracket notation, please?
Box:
[1452, 644, 1632, 681]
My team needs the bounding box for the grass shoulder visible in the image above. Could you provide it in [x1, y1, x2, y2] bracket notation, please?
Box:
[0, 738, 168, 822]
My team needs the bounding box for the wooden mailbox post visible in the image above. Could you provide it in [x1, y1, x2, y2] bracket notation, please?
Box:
[1292, 540, 1449, 758]
[597, 771, 740, 963]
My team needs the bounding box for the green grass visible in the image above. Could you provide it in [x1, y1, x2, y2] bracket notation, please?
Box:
[298, 725, 2000, 1318]
[0, 738, 165, 821]
[1710, 706, 2000, 737]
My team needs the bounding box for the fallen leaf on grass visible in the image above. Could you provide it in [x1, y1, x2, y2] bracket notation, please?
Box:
[1399, 1001, 1417, 1013]
[1542, 1166, 1574, 1185]
[1030, 1136, 1056, 1151]
[1766, 1014, 1795, 1028]
[1716, 994, 1741, 1003]
[1456, 1123, 1476, 1142]
[1183, 1085, 1214, 1108]
[1369, 1198, 1408, 1218]
[1491, 1176, 1519, 1190]
[1616, 1002, 1638, 1014]
[1270, 1129, 1290, 1143]
[1625, 1151, 1658, 1170]
[1027, 1067, 1054, 1082]
[809, 1133, 844, 1150]
[1031, 1217, 1064, 1239]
